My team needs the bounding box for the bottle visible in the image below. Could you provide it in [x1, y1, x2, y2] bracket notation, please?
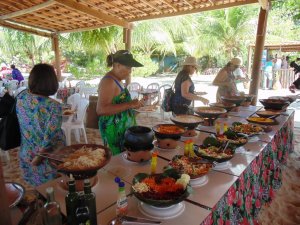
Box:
[75, 195, 90, 225]
[223, 122, 228, 133]
[43, 187, 62, 225]
[114, 177, 128, 216]
[83, 179, 97, 225]
[65, 175, 79, 225]
[215, 121, 221, 136]
[184, 140, 189, 156]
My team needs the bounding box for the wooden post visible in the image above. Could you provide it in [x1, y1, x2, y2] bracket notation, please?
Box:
[249, 6, 269, 105]
[0, 158, 12, 225]
[124, 24, 133, 87]
[51, 33, 62, 81]
[247, 45, 252, 76]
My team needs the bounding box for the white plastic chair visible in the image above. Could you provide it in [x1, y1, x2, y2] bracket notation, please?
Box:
[0, 81, 3, 87]
[67, 93, 82, 110]
[81, 86, 97, 99]
[158, 84, 172, 119]
[8, 80, 19, 90]
[15, 86, 27, 96]
[76, 81, 86, 96]
[61, 98, 89, 145]
[19, 80, 28, 87]
[146, 82, 160, 105]
[127, 82, 141, 99]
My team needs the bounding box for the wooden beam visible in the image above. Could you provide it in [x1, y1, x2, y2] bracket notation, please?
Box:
[54, 0, 130, 28]
[258, 0, 269, 10]
[0, 20, 52, 37]
[182, 0, 194, 8]
[129, 0, 257, 22]
[139, 0, 163, 13]
[59, 23, 111, 33]
[0, 0, 56, 20]
[249, 7, 269, 104]
[0, 158, 12, 225]
[51, 34, 62, 81]
[6, 19, 56, 32]
[160, 0, 178, 11]
[247, 45, 252, 75]
[123, 25, 133, 86]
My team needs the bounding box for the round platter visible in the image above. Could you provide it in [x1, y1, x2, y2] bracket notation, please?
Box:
[49, 144, 111, 180]
[190, 175, 209, 187]
[5, 182, 25, 208]
[152, 124, 186, 139]
[255, 110, 281, 118]
[246, 117, 278, 125]
[194, 106, 227, 118]
[170, 115, 203, 130]
[213, 161, 232, 170]
[138, 201, 185, 220]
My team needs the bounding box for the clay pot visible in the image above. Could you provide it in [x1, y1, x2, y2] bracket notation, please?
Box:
[124, 126, 154, 151]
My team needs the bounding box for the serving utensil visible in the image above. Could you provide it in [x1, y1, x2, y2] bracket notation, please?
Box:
[36, 153, 64, 163]
[108, 216, 161, 224]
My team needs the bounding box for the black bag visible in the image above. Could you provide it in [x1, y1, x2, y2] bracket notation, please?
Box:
[161, 86, 175, 112]
[0, 94, 21, 150]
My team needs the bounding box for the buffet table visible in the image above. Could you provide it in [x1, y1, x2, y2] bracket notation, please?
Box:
[36, 106, 294, 225]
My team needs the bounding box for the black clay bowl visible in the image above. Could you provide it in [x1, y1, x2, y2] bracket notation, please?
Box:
[170, 115, 203, 130]
[124, 126, 154, 149]
[152, 124, 185, 139]
[194, 106, 227, 118]
[221, 96, 246, 106]
[209, 102, 236, 111]
[259, 99, 290, 110]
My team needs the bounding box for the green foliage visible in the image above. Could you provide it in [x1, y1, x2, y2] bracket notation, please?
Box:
[131, 53, 158, 77]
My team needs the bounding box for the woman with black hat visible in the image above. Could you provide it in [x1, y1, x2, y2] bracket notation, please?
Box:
[96, 50, 144, 155]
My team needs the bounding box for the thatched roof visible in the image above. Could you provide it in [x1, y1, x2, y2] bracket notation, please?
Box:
[0, 0, 262, 36]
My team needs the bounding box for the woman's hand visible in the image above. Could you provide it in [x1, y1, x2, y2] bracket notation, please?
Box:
[31, 147, 53, 166]
[130, 99, 144, 109]
[200, 97, 209, 105]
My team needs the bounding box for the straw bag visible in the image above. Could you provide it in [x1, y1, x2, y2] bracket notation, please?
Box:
[161, 85, 174, 112]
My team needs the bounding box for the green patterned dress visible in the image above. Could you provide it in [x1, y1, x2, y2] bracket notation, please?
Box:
[98, 77, 136, 155]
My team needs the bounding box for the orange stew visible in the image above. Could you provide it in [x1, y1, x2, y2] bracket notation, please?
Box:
[157, 125, 184, 134]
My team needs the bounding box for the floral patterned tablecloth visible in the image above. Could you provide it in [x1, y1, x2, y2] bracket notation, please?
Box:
[201, 113, 294, 225]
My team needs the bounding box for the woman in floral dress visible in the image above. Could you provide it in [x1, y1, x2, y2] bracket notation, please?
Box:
[16, 64, 65, 186]
[96, 50, 144, 155]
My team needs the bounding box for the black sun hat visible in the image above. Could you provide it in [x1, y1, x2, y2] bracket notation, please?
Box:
[113, 50, 143, 67]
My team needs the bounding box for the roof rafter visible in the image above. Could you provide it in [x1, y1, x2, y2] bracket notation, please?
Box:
[0, 19, 52, 37]
[182, 0, 193, 8]
[159, 0, 177, 11]
[139, 0, 163, 14]
[130, 0, 257, 22]
[54, 0, 130, 28]
[0, 0, 56, 20]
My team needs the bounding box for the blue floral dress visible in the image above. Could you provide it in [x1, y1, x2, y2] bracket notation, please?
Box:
[16, 90, 65, 186]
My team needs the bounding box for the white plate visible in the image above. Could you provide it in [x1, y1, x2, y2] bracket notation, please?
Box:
[190, 175, 208, 187]
[135, 106, 157, 113]
[213, 161, 232, 171]
[138, 201, 185, 220]
[121, 152, 150, 164]
[153, 140, 181, 151]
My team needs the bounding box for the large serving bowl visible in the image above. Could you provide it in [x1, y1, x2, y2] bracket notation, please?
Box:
[209, 102, 236, 111]
[259, 99, 290, 110]
[5, 182, 25, 208]
[256, 110, 281, 118]
[269, 95, 297, 103]
[152, 124, 185, 139]
[49, 144, 111, 179]
[124, 126, 154, 150]
[168, 155, 213, 179]
[194, 137, 236, 163]
[170, 115, 203, 130]
[194, 106, 227, 118]
[216, 130, 248, 147]
[132, 169, 191, 207]
[221, 96, 246, 106]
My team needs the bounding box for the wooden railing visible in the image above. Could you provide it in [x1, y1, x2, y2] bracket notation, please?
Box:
[259, 69, 297, 89]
